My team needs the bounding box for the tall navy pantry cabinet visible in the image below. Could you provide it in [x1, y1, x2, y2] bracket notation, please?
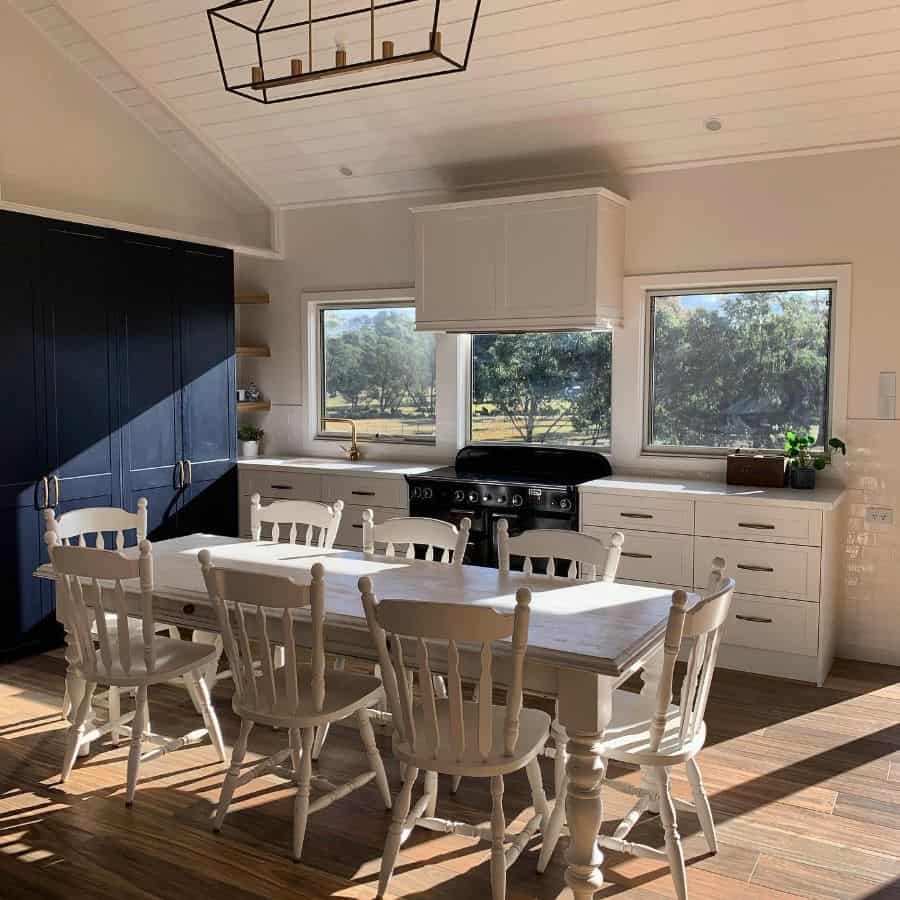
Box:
[0, 210, 237, 661]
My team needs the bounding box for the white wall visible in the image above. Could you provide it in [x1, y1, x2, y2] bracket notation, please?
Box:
[0, 1, 268, 249]
[238, 146, 900, 666]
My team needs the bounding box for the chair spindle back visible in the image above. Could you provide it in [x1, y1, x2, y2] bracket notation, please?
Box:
[497, 519, 624, 581]
[45, 534, 155, 677]
[359, 577, 532, 762]
[44, 498, 148, 551]
[649, 557, 734, 752]
[250, 494, 344, 549]
[362, 511, 471, 565]
[199, 551, 327, 715]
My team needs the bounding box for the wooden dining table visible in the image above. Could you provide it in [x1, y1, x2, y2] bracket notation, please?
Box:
[36, 533, 698, 900]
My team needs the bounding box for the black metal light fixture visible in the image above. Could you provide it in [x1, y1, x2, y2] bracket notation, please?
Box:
[207, 0, 482, 104]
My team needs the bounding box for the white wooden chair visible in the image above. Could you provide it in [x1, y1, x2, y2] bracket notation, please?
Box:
[45, 535, 225, 804]
[44, 500, 183, 744]
[360, 577, 551, 900]
[250, 493, 344, 548]
[537, 559, 736, 900]
[199, 553, 391, 862]
[362, 510, 471, 564]
[486, 520, 625, 799]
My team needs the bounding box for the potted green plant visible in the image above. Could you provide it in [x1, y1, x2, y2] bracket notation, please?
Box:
[784, 431, 847, 489]
[238, 424, 264, 459]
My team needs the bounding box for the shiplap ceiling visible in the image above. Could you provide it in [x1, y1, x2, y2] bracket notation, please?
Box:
[19, 0, 900, 208]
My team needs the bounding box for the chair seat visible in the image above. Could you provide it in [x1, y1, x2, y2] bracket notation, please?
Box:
[232, 666, 384, 729]
[89, 637, 219, 687]
[600, 689, 706, 765]
[395, 700, 551, 777]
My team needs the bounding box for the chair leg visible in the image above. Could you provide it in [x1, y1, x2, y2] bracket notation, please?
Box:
[525, 757, 549, 822]
[424, 770, 438, 818]
[192, 671, 226, 762]
[490, 775, 506, 900]
[357, 708, 391, 809]
[311, 722, 330, 761]
[108, 686, 122, 746]
[536, 776, 566, 874]
[213, 718, 253, 832]
[686, 757, 718, 854]
[61, 681, 95, 783]
[61, 681, 71, 721]
[378, 765, 418, 898]
[551, 719, 568, 800]
[450, 774, 462, 794]
[657, 767, 688, 900]
[291, 728, 314, 862]
[125, 685, 149, 807]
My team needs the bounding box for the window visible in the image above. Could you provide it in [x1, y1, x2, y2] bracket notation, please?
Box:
[319, 304, 436, 442]
[470, 331, 612, 446]
[646, 286, 833, 452]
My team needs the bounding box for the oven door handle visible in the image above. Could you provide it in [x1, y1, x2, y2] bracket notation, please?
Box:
[490, 511, 519, 519]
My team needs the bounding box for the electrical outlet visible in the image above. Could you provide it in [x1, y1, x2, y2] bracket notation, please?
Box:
[865, 506, 894, 526]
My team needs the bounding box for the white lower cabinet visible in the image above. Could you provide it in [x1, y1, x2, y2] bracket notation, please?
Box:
[580, 482, 846, 685]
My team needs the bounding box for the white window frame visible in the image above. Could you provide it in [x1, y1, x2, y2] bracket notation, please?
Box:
[301, 288, 464, 462]
[610, 265, 851, 478]
[465, 329, 614, 451]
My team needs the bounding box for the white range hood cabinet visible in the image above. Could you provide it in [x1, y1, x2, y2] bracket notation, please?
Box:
[411, 187, 629, 333]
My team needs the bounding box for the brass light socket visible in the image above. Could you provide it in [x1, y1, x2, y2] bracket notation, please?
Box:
[335, 48, 347, 67]
[290, 58, 303, 76]
[250, 65, 263, 84]
[430, 30, 441, 53]
[382, 40, 394, 59]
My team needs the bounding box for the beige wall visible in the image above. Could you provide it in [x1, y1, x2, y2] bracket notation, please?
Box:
[237, 147, 900, 665]
[0, 2, 268, 248]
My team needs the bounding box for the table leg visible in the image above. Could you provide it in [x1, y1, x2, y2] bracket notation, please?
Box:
[557, 669, 614, 900]
[638, 646, 664, 813]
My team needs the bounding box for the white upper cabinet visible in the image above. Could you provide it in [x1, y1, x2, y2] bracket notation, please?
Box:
[412, 188, 629, 332]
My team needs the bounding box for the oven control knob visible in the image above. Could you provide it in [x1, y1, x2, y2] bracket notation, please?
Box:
[411, 486, 421, 500]
[483, 494, 491, 502]
[511, 494, 524, 508]
[497, 495, 507, 504]
[423, 487, 433, 500]
[559, 497, 572, 511]
[453, 489, 465, 504]
[468, 490, 480, 504]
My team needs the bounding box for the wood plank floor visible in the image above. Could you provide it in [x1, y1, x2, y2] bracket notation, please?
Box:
[0, 650, 898, 899]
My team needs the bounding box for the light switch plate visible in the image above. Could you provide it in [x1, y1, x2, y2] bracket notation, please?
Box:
[878, 371, 896, 419]
[865, 506, 894, 526]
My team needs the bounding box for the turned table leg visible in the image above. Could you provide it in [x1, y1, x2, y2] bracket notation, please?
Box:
[557, 669, 614, 900]
[638, 646, 665, 812]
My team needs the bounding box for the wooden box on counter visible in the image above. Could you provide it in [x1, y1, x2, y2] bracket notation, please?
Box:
[726, 451, 787, 487]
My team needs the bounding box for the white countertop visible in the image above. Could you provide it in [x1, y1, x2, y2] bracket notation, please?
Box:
[580, 474, 846, 510]
[237, 456, 438, 479]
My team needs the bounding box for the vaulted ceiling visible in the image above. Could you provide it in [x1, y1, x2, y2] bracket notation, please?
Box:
[16, 0, 900, 209]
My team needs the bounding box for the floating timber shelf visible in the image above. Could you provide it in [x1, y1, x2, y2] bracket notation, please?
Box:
[237, 345, 270, 358]
[238, 400, 271, 412]
[235, 293, 269, 305]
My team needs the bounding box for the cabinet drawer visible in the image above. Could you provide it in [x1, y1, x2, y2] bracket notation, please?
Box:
[245, 470, 323, 502]
[694, 537, 821, 602]
[723, 593, 819, 657]
[333, 504, 399, 551]
[583, 526, 693, 587]
[581, 493, 694, 534]
[695, 501, 822, 546]
[322, 474, 406, 510]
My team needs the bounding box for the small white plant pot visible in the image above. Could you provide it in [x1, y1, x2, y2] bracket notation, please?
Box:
[239, 440, 259, 459]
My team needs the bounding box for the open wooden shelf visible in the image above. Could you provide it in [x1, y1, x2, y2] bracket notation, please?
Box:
[235, 293, 269, 305]
[238, 400, 271, 412]
[237, 345, 270, 358]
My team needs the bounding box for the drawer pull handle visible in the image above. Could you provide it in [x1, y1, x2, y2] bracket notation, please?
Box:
[351, 490, 376, 496]
[737, 522, 776, 530]
[737, 563, 775, 573]
[736, 614, 773, 624]
[622, 552, 653, 559]
[270, 484, 293, 490]
[620, 512, 653, 519]
[183, 604, 196, 616]
[351, 523, 363, 529]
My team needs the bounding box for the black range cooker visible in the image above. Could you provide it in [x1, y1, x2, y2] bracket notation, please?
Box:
[406, 445, 612, 568]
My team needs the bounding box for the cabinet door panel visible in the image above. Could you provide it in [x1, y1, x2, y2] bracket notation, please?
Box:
[119, 237, 184, 541]
[0, 212, 53, 655]
[41, 223, 120, 509]
[179, 247, 235, 487]
[181, 470, 238, 538]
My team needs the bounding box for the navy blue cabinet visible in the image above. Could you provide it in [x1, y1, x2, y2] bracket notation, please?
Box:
[0, 211, 236, 660]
